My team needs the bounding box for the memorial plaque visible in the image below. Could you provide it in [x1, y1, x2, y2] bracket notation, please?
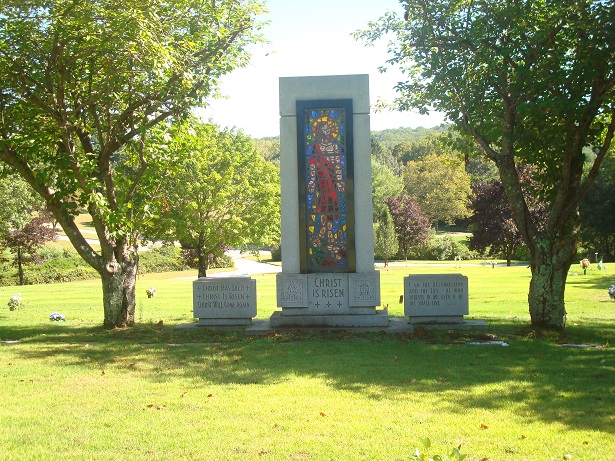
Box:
[404, 274, 468, 323]
[193, 277, 256, 325]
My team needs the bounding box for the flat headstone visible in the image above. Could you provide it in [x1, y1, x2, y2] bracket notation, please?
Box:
[404, 274, 469, 324]
[193, 277, 256, 327]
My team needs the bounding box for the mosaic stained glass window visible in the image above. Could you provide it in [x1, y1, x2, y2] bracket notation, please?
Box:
[297, 100, 354, 273]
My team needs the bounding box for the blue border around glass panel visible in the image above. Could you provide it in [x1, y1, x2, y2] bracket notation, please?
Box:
[296, 99, 355, 274]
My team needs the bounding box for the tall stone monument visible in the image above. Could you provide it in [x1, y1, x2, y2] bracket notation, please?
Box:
[272, 75, 386, 328]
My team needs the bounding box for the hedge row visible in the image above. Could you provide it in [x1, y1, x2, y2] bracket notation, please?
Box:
[0, 245, 234, 286]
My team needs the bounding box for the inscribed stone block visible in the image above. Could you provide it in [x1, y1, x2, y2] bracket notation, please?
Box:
[193, 277, 256, 321]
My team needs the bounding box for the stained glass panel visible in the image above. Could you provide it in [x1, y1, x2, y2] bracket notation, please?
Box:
[302, 106, 349, 272]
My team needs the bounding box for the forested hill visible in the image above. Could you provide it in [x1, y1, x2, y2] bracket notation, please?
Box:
[371, 124, 449, 145]
[253, 124, 450, 166]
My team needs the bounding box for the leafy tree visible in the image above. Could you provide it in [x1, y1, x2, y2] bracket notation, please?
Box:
[253, 137, 281, 168]
[0, 0, 265, 328]
[392, 135, 440, 164]
[386, 194, 431, 260]
[468, 180, 525, 266]
[0, 175, 56, 284]
[372, 136, 400, 174]
[0, 176, 40, 240]
[372, 161, 404, 221]
[374, 207, 398, 267]
[402, 153, 472, 228]
[470, 168, 548, 266]
[579, 156, 615, 259]
[149, 120, 280, 278]
[358, 1, 615, 329]
[5, 213, 57, 285]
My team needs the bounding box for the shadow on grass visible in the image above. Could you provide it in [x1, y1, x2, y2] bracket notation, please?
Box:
[4, 320, 613, 435]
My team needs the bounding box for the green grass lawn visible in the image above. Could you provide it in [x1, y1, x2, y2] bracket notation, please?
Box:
[1, 265, 613, 460]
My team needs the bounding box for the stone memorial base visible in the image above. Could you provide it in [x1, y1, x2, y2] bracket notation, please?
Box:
[273, 271, 386, 328]
[193, 276, 257, 327]
[270, 310, 389, 328]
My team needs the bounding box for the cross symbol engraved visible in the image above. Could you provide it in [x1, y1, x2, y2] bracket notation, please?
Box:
[326, 302, 331, 308]
[315, 302, 320, 308]
[337, 301, 342, 307]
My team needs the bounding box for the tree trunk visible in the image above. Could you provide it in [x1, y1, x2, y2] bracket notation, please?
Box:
[17, 246, 24, 285]
[527, 237, 576, 330]
[101, 256, 138, 329]
[197, 246, 208, 278]
[197, 232, 209, 278]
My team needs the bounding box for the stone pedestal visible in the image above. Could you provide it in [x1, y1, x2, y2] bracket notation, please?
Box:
[193, 277, 256, 327]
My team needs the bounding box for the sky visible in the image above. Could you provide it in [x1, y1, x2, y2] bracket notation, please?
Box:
[198, 0, 446, 138]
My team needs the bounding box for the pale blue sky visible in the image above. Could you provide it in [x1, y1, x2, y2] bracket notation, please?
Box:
[199, 0, 445, 138]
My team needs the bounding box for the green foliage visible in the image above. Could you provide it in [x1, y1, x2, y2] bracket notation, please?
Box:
[0, 0, 267, 327]
[146, 119, 280, 277]
[137, 246, 189, 275]
[371, 161, 404, 220]
[253, 137, 281, 168]
[0, 176, 44, 239]
[411, 235, 477, 261]
[357, 1, 615, 329]
[403, 154, 472, 227]
[374, 208, 398, 263]
[270, 245, 282, 262]
[0, 254, 98, 286]
[580, 156, 615, 260]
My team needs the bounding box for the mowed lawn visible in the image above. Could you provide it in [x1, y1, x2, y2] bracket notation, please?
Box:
[1, 264, 613, 460]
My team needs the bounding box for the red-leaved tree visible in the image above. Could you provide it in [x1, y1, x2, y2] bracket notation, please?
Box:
[386, 194, 431, 260]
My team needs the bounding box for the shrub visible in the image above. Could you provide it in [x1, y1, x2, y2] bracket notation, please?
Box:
[410, 236, 479, 261]
[179, 248, 234, 271]
[138, 245, 188, 274]
[270, 245, 281, 262]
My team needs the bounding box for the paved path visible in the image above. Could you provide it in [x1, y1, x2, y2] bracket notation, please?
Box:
[208, 250, 281, 278]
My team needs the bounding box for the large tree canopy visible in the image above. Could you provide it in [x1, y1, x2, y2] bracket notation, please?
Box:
[402, 153, 472, 228]
[358, 0, 615, 329]
[147, 119, 280, 278]
[0, 0, 266, 328]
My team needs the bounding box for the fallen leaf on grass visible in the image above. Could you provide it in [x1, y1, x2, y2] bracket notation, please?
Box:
[521, 435, 526, 439]
[583, 441, 589, 445]
[563, 455, 572, 460]
[480, 424, 489, 429]
[208, 394, 213, 398]
[480, 458, 492, 461]
[393, 356, 399, 361]
[319, 412, 326, 417]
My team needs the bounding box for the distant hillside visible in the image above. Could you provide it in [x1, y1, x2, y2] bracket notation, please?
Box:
[371, 124, 449, 145]
[254, 124, 450, 144]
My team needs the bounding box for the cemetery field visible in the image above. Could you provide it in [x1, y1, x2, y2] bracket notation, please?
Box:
[1, 265, 613, 460]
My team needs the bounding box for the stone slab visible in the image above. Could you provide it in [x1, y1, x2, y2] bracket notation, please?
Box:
[276, 272, 380, 313]
[197, 318, 252, 327]
[409, 319, 488, 331]
[276, 273, 308, 307]
[349, 272, 380, 306]
[244, 318, 487, 335]
[404, 274, 469, 318]
[193, 277, 256, 321]
[269, 310, 389, 328]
